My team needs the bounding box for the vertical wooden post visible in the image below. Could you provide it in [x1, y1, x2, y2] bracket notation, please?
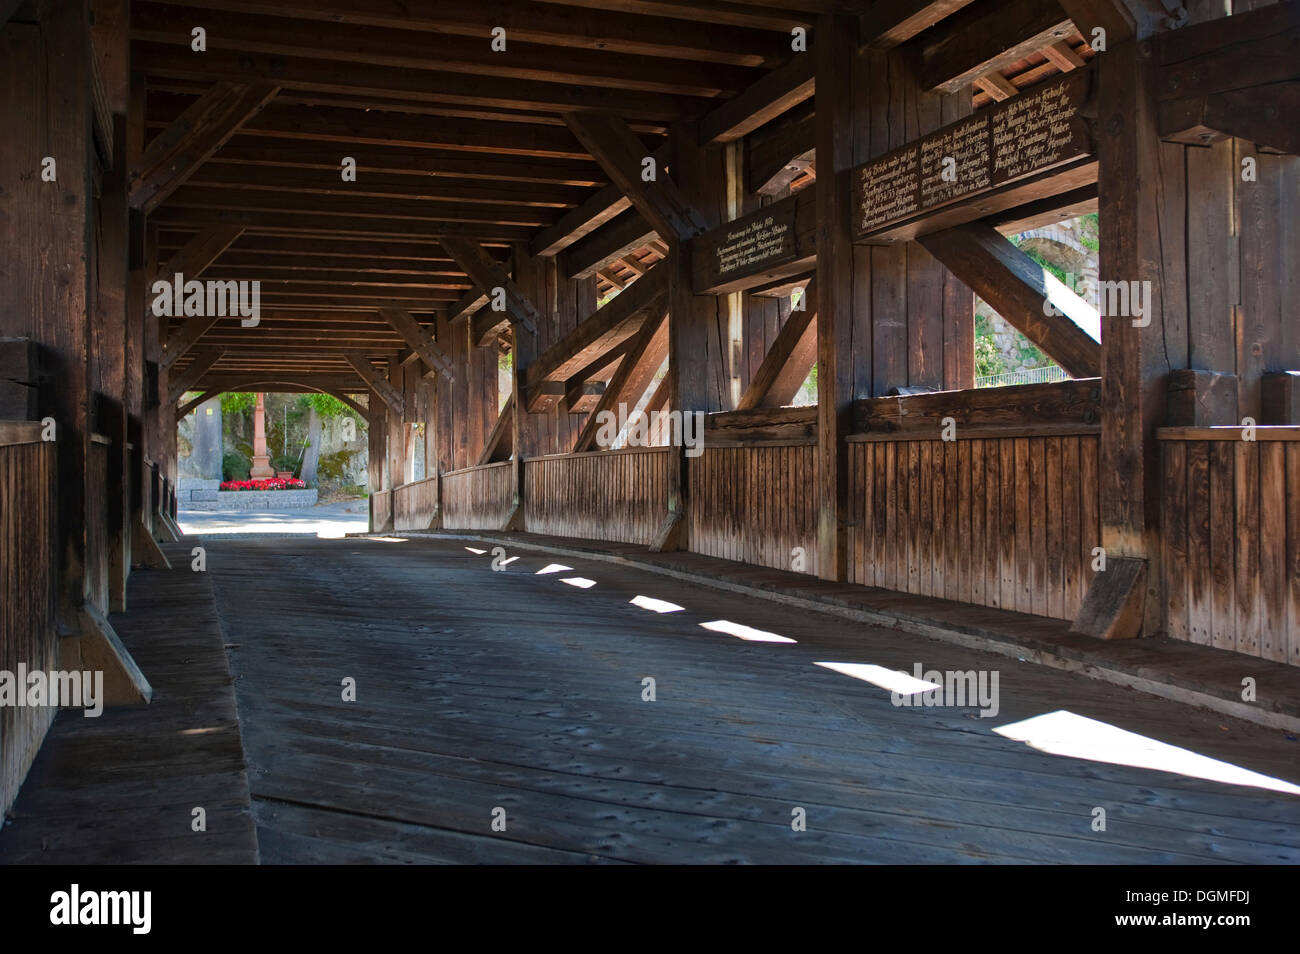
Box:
[660, 123, 723, 550]
[815, 14, 857, 582]
[0, 0, 98, 623]
[1085, 37, 1170, 636]
[507, 317, 536, 531]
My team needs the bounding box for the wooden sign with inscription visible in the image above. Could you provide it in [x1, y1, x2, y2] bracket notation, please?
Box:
[693, 189, 816, 294]
[853, 69, 1093, 243]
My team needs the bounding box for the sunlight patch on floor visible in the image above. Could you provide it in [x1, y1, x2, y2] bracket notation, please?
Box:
[630, 595, 685, 613]
[814, 661, 938, 695]
[700, 620, 796, 643]
[995, 710, 1300, 796]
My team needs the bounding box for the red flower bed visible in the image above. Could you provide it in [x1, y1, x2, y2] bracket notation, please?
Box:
[220, 478, 308, 491]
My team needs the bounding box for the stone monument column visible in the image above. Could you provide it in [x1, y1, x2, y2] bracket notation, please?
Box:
[192, 396, 223, 478]
[249, 392, 275, 478]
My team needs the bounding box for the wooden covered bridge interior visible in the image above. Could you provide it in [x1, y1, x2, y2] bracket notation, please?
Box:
[1, 0, 1299, 864]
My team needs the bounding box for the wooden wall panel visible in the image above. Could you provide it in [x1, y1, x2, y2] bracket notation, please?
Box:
[688, 444, 818, 575]
[1161, 431, 1300, 666]
[393, 475, 438, 532]
[85, 439, 110, 613]
[0, 435, 58, 818]
[524, 448, 672, 545]
[517, 250, 598, 459]
[846, 432, 1102, 621]
[442, 462, 514, 530]
[370, 488, 392, 533]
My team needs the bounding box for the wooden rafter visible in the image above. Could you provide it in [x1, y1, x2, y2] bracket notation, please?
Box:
[1153, 3, 1300, 156]
[153, 225, 244, 284]
[167, 348, 224, 405]
[344, 351, 405, 417]
[128, 81, 278, 214]
[378, 307, 455, 378]
[859, 0, 980, 51]
[441, 237, 541, 344]
[523, 262, 668, 409]
[919, 0, 1075, 94]
[698, 54, 815, 145]
[564, 111, 707, 244]
[160, 315, 223, 372]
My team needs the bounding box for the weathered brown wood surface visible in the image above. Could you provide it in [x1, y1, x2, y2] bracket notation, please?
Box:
[847, 433, 1101, 622]
[441, 462, 514, 530]
[524, 448, 672, 546]
[177, 533, 1300, 863]
[1161, 430, 1300, 666]
[393, 475, 439, 531]
[0, 543, 257, 863]
[689, 443, 819, 577]
[0, 434, 57, 819]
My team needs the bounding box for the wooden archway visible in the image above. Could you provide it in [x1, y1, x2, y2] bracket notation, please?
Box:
[174, 380, 370, 423]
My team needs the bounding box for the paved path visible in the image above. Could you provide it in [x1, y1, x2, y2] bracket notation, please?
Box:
[178, 499, 368, 538]
[205, 533, 1300, 864]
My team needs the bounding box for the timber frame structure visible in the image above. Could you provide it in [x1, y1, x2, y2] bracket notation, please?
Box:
[1, 0, 1299, 833]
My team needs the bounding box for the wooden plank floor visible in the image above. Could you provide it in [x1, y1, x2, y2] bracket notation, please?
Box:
[0, 544, 258, 864]
[205, 534, 1300, 864]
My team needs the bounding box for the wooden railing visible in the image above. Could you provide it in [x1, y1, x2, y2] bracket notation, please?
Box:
[689, 442, 819, 575]
[393, 475, 439, 531]
[1160, 426, 1299, 666]
[370, 488, 393, 533]
[442, 461, 514, 530]
[846, 431, 1101, 621]
[525, 447, 673, 545]
[0, 422, 58, 817]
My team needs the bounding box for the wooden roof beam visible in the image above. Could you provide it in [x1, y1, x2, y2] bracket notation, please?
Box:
[918, 0, 1075, 93]
[161, 315, 222, 372]
[441, 237, 541, 345]
[167, 348, 225, 405]
[524, 262, 669, 409]
[128, 81, 278, 215]
[153, 225, 244, 284]
[698, 54, 815, 145]
[564, 111, 708, 244]
[131, 3, 759, 99]
[975, 71, 1020, 101]
[378, 307, 455, 379]
[528, 142, 669, 257]
[918, 222, 1101, 378]
[859, 0, 980, 51]
[561, 208, 657, 280]
[147, 0, 790, 66]
[344, 352, 405, 417]
[132, 43, 693, 122]
[746, 103, 815, 195]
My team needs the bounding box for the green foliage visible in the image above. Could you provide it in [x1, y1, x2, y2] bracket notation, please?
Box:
[296, 392, 359, 421]
[271, 453, 300, 475]
[1017, 243, 1069, 285]
[974, 313, 1006, 378]
[222, 451, 251, 482]
[317, 448, 359, 482]
[1077, 212, 1100, 252]
[221, 392, 257, 415]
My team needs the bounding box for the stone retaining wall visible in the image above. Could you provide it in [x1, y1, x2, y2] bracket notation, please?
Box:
[184, 489, 318, 511]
